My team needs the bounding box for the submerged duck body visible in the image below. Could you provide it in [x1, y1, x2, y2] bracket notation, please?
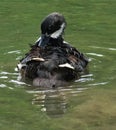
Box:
[17, 12, 88, 87]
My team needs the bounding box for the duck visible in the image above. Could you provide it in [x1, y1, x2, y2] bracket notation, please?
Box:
[17, 12, 88, 87]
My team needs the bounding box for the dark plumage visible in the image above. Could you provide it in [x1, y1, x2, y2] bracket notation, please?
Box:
[17, 12, 88, 87]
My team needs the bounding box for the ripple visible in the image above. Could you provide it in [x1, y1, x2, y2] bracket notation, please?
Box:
[0, 76, 8, 79]
[88, 82, 108, 86]
[9, 80, 26, 85]
[75, 77, 94, 83]
[16, 56, 22, 60]
[27, 89, 58, 94]
[7, 50, 21, 54]
[89, 46, 116, 51]
[108, 48, 116, 51]
[86, 52, 103, 57]
[81, 74, 93, 78]
[0, 71, 19, 75]
[0, 84, 6, 88]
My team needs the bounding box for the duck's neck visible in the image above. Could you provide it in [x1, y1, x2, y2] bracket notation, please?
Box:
[35, 36, 64, 48]
[48, 37, 64, 47]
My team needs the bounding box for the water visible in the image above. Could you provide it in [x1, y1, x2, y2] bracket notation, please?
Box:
[0, 31, 116, 129]
[0, 0, 116, 130]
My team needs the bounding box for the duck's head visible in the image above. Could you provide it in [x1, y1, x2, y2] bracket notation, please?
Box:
[38, 12, 66, 47]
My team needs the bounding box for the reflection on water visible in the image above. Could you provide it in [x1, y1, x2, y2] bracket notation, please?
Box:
[24, 70, 92, 117]
[27, 85, 88, 117]
[29, 89, 67, 117]
[0, 69, 92, 117]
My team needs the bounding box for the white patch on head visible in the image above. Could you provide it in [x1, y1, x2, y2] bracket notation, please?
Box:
[50, 23, 65, 38]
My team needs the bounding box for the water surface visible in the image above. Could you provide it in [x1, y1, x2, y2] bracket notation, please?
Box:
[0, 0, 116, 130]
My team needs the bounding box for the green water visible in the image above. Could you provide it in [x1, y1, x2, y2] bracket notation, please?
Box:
[0, 0, 116, 130]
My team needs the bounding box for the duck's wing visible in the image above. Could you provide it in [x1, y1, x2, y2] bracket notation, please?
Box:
[60, 41, 89, 72]
[17, 45, 44, 71]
